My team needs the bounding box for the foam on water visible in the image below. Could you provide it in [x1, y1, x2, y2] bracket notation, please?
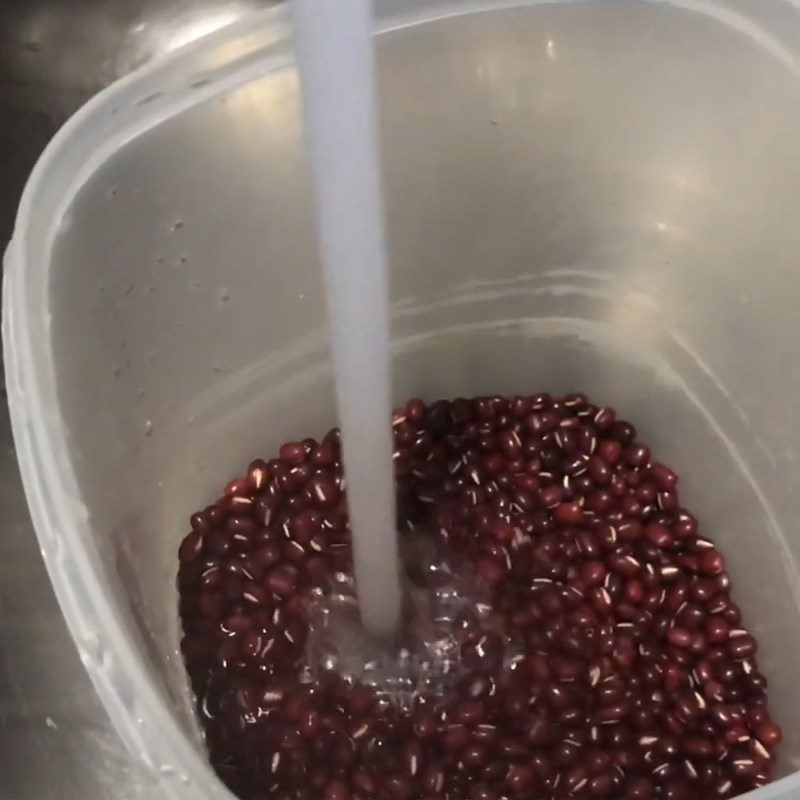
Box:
[302, 528, 515, 710]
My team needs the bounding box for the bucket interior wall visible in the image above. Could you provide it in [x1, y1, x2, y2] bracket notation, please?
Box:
[46, 0, 800, 779]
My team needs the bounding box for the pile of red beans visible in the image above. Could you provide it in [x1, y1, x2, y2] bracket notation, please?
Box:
[177, 393, 782, 800]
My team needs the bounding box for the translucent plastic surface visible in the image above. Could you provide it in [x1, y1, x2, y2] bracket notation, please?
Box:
[6, 1, 800, 798]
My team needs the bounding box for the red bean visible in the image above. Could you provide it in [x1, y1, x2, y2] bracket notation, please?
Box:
[728, 632, 758, 660]
[469, 785, 498, 800]
[609, 553, 641, 578]
[554, 501, 584, 525]
[176, 393, 777, 800]
[597, 439, 622, 465]
[754, 720, 783, 747]
[461, 633, 504, 670]
[588, 455, 613, 486]
[624, 444, 651, 467]
[667, 627, 692, 648]
[617, 519, 643, 542]
[705, 616, 730, 644]
[413, 710, 438, 739]
[609, 421, 637, 445]
[699, 549, 726, 575]
[623, 776, 654, 799]
[650, 462, 678, 490]
[505, 765, 536, 796]
[422, 763, 445, 794]
[581, 560, 607, 586]
[644, 523, 673, 549]
[444, 725, 471, 752]
[526, 711, 556, 745]
[264, 564, 298, 597]
[455, 700, 485, 726]
[179, 530, 204, 563]
[589, 773, 614, 797]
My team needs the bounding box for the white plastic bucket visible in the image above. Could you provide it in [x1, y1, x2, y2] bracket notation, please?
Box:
[5, 1, 800, 797]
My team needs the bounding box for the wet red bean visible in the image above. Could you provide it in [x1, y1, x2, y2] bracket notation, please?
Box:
[179, 530, 204, 562]
[177, 392, 778, 800]
[650, 462, 677, 490]
[699, 549, 726, 576]
[729, 632, 758, 660]
[589, 773, 614, 797]
[705, 615, 730, 644]
[505, 764, 537, 796]
[461, 632, 504, 670]
[644, 522, 673, 549]
[422, 763, 446, 794]
[264, 564, 298, 597]
[279, 441, 307, 465]
[623, 776, 655, 799]
[755, 720, 783, 747]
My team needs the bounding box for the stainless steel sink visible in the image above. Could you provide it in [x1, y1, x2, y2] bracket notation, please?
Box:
[0, 2, 274, 796]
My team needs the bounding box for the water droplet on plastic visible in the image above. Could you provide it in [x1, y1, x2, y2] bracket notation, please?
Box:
[137, 388, 145, 399]
[144, 420, 153, 436]
[218, 287, 230, 304]
[171, 220, 184, 231]
[178, 255, 188, 264]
